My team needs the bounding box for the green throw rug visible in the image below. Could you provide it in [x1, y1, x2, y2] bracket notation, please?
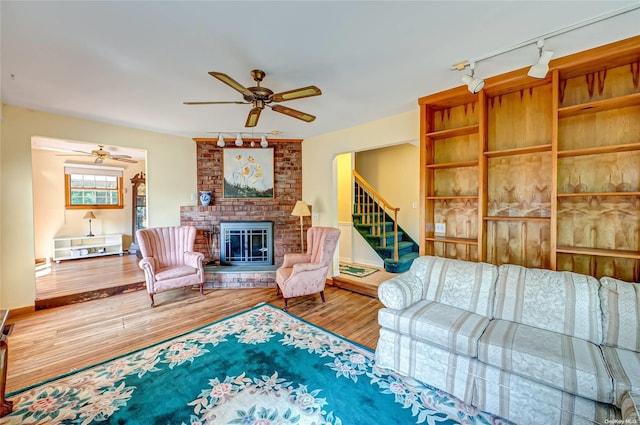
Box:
[339, 263, 379, 278]
[4, 304, 510, 424]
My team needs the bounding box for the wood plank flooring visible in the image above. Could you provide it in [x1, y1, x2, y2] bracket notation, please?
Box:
[36, 255, 144, 298]
[6, 284, 383, 395]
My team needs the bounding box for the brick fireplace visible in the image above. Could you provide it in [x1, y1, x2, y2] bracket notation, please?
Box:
[180, 138, 309, 288]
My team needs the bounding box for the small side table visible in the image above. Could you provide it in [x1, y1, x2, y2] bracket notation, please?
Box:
[0, 309, 12, 417]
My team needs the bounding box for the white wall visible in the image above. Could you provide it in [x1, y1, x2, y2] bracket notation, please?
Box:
[0, 105, 197, 310]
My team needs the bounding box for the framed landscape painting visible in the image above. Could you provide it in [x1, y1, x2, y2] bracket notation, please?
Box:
[223, 148, 274, 198]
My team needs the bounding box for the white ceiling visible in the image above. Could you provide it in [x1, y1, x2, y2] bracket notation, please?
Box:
[2, 1, 639, 146]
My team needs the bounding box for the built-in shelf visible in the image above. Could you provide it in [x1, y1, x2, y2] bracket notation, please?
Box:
[426, 195, 478, 200]
[426, 236, 478, 245]
[558, 92, 640, 118]
[557, 142, 640, 158]
[419, 36, 640, 281]
[483, 216, 551, 222]
[556, 245, 640, 260]
[426, 160, 478, 170]
[484, 144, 552, 158]
[426, 124, 479, 140]
[557, 192, 640, 198]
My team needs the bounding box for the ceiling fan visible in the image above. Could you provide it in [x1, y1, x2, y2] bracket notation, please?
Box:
[184, 69, 322, 127]
[58, 145, 137, 164]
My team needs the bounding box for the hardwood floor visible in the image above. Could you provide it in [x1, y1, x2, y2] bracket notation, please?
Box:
[7, 284, 383, 395]
[35, 254, 145, 309]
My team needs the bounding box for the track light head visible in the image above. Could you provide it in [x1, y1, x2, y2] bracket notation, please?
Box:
[235, 133, 243, 147]
[528, 40, 554, 78]
[260, 135, 268, 148]
[462, 62, 485, 94]
[217, 133, 225, 148]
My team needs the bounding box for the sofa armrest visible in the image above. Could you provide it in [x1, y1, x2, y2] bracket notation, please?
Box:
[184, 251, 204, 269]
[378, 273, 423, 310]
[282, 253, 312, 268]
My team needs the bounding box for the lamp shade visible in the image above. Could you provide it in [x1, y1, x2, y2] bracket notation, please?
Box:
[291, 201, 311, 217]
[83, 211, 96, 220]
[527, 50, 554, 78]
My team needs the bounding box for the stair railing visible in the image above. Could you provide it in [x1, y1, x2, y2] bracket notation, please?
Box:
[352, 170, 400, 261]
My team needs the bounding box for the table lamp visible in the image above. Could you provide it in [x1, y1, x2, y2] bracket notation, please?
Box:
[83, 211, 96, 237]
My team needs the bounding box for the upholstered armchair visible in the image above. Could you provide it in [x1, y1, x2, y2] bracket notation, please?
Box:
[275, 226, 340, 311]
[136, 226, 205, 307]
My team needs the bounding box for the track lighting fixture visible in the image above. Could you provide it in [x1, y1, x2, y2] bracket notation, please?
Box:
[461, 62, 485, 94]
[448, 4, 638, 89]
[213, 131, 275, 148]
[527, 39, 554, 79]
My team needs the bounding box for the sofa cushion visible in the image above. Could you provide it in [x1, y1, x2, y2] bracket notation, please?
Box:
[478, 319, 613, 403]
[474, 360, 621, 425]
[156, 265, 198, 281]
[406, 256, 498, 317]
[599, 276, 640, 351]
[494, 264, 602, 343]
[375, 327, 476, 404]
[378, 300, 490, 357]
[601, 346, 640, 405]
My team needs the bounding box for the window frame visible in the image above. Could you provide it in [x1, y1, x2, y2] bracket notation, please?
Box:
[64, 163, 125, 210]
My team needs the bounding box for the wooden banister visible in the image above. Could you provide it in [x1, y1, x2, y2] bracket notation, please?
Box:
[352, 170, 400, 262]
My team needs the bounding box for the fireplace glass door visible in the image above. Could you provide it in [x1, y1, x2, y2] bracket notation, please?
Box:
[220, 222, 273, 266]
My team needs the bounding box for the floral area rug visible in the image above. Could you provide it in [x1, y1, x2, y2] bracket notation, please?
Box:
[2, 303, 510, 424]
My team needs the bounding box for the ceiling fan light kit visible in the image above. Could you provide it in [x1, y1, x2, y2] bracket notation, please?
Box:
[185, 69, 321, 128]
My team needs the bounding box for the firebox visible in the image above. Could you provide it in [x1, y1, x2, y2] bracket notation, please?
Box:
[219, 221, 273, 266]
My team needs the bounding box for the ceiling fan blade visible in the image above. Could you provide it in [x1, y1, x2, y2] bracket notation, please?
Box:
[183, 101, 248, 105]
[111, 154, 133, 159]
[245, 108, 262, 127]
[271, 105, 316, 122]
[208, 72, 254, 98]
[113, 157, 138, 163]
[270, 86, 322, 103]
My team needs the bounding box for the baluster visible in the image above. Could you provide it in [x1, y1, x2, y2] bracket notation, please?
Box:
[393, 209, 399, 261]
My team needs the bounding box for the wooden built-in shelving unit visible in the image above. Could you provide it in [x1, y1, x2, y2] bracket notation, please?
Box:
[419, 35, 640, 281]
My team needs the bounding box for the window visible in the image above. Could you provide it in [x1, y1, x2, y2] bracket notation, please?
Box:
[64, 164, 124, 209]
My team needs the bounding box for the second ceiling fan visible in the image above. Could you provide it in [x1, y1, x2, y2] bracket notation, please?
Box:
[184, 69, 321, 127]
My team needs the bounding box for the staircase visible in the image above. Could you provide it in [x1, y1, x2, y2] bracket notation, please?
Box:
[352, 170, 419, 273]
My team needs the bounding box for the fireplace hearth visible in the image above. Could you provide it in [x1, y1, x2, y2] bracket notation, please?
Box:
[220, 221, 273, 266]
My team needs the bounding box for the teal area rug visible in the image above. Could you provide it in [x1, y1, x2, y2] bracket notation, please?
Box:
[339, 262, 379, 278]
[4, 304, 509, 424]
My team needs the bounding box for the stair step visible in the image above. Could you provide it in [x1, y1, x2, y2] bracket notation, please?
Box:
[355, 222, 395, 233]
[365, 231, 404, 244]
[384, 252, 419, 273]
[376, 241, 416, 258]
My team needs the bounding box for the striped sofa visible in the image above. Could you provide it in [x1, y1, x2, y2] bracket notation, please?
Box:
[375, 255, 640, 425]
